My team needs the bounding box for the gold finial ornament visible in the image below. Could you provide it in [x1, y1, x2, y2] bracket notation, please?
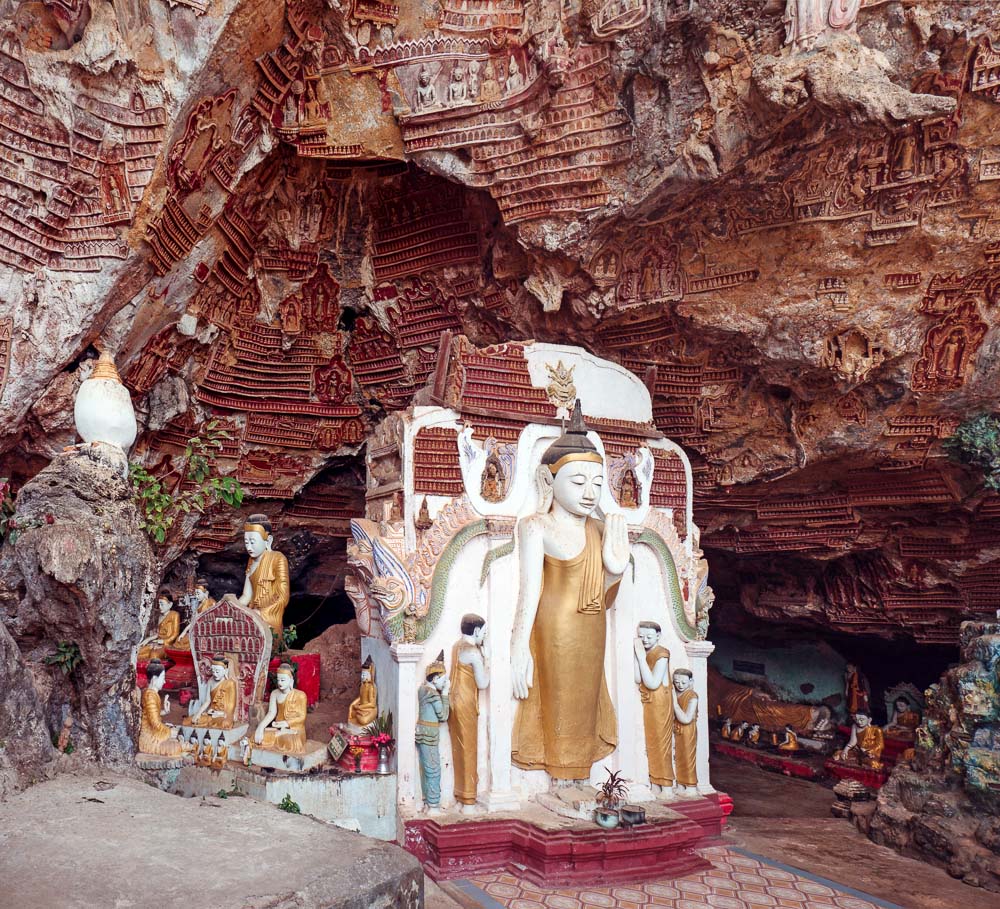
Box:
[427, 649, 446, 678]
[90, 349, 123, 382]
[544, 360, 577, 410]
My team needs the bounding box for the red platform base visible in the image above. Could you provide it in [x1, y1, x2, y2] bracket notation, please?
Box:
[404, 795, 727, 886]
[713, 740, 823, 780]
[824, 760, 889, 789]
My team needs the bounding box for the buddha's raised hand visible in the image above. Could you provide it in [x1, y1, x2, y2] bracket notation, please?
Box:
[602, 512, 630, 576]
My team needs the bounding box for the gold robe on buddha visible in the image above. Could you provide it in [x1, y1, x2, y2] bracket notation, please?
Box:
[673, 687, 698, 787]
[708, 669, 816, 734]
[138, 611, 180, 661]
[512, 518, 618, 780]
[448, 647, 480, 805]
[248, 551, 290, 639]
[639, 644, 674, 787]
[852, 724, 884, 768]
[348, 680, 378, 728]
[778, 730, 800, 751]
[189, 678, 237, 728]
[138, 688, 185, 757]
[259, 689, 308, 754]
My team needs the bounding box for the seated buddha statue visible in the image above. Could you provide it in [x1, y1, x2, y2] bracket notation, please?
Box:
[254, 663, 307, 754]
[885, 696, 921, 739]
[221, 515, 290, 640]
[187, 655, 237, 728]
[834, 711, 885, 770]
[173, 582, 216, 652]
[137, 595, 181, 661]
[778, 725, 800, 752]
[346, 656, 378, 731]
[720, 717, 732, 739]
[138, 660, 186, 757]
[747, 724, 761, 746]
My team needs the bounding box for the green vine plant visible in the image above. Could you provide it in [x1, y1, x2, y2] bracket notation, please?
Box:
[943, 414, 1000, 491]
[0, 478, 15, 542]
[45, 641, 83, 676]
[129, 421, 244, 543]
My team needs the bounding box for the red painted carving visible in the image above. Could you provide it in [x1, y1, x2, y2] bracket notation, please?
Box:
[189, 600, 272, 723]
[912, 289, 989, 392]
[0, 316, 10, 400]
[971, 37, 1000, 101]
[168, 90, 237, 192]
[413, 427, 465, 496]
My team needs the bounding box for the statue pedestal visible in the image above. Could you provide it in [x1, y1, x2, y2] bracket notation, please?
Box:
[535, 786, 598, 821]
[824, 759, 889, 790]
[177, 722, 249, 757]
[403, 794, 729, 885]
[250, 740, 328, 772]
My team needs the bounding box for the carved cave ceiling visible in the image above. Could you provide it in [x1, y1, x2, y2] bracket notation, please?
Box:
[1, 0, 1000, 646]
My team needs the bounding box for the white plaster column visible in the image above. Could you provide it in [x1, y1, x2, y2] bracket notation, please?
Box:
[484, 534, 520, 811]
[392, 643, 424, 807]
[684, 639, 716, 794]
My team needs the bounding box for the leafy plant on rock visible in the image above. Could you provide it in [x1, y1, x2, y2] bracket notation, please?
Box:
[129, 420, 243, 544]
[0, 478, 14, 542]
[45, 641, 83, 676]
[277, 794, 301, 814]
[944, 414, 1000, 490]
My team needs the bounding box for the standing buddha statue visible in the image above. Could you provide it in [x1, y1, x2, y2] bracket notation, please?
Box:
[222, 515, 290, 640]
[510, 401, 630, 781]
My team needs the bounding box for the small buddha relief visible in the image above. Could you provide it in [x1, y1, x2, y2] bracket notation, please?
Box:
[480, 450, 506, 503]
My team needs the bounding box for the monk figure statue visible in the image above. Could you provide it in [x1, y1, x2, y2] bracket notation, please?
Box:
[511, 401, 630, 781]
[138, 594, 180, 661]
[449, 614, 489, 813]
[254, 663, 307, 754]
[187, 655, 237, 728]
[221, 515, 290, 640]
[634, 621, 673, 794]
[346, 656, 378, 731]
[138, 660, 186, 757]
[672, 668, 699, 796]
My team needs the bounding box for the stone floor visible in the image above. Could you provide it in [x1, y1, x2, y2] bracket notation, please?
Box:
[433, 754, 998, 909]
[0, 772, 422, 909]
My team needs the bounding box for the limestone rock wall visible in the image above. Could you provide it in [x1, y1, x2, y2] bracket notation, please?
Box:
[0, 0, 999, 776]
[0, 444, 157, 771]
[869, 621, 1000, 892]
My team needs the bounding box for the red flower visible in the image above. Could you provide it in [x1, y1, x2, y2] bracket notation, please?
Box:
[45, 515, 54, 525]
[7, 519, 16, 530]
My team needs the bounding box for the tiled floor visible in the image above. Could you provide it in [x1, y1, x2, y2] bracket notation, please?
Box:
[456, 846, 903, 909]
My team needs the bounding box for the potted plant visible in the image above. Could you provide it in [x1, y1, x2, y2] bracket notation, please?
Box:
[594, 769, 629, 829]
[366, 711, 395, 774]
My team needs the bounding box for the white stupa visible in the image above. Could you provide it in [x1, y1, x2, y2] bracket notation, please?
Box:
[73, 349, 138, 452]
